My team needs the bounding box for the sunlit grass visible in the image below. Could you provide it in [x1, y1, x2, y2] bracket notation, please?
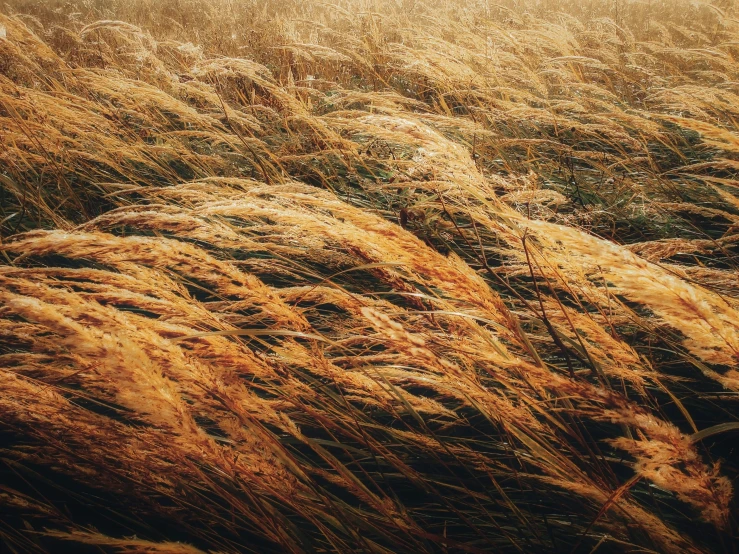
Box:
[1, 1, 738, 552]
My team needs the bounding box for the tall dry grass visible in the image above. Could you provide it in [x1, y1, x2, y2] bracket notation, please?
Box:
[0, 0, 738, 552]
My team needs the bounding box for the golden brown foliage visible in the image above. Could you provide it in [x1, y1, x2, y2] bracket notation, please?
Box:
[0, 1, 738, 552]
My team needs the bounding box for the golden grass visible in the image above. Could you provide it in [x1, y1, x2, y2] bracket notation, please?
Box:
[0, 1, 738, 552]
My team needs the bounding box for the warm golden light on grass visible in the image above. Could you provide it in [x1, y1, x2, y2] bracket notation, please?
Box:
[0, 1, 737, 552]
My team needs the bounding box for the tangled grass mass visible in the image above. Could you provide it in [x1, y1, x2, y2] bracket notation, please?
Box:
[1, 0, 738, 552]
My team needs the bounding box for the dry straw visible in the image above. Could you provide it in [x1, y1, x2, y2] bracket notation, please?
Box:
[1, 1, 738, 552]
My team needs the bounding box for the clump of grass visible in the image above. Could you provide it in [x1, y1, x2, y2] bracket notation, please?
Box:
[1, 1, 738, 553]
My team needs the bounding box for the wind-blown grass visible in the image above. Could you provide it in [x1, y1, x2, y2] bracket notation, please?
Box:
[0, 1, 737, 552]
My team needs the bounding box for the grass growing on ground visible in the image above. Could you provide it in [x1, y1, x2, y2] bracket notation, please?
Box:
[0, 0, 738, 552]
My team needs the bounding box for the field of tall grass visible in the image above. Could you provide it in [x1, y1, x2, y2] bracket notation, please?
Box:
[1, 0, 738, 552]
